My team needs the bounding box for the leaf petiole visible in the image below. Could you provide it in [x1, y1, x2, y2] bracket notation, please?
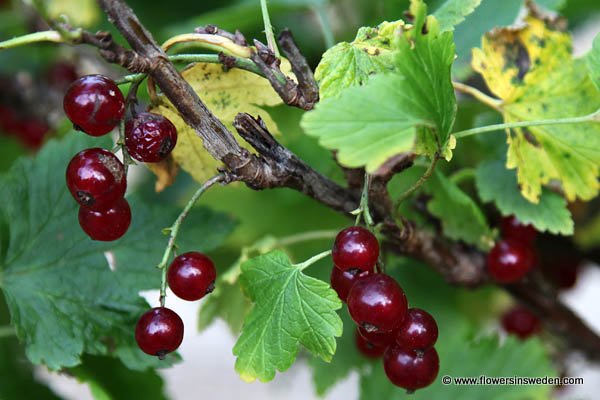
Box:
[293, 250, 332, 271]
[260, 0, 280, 57]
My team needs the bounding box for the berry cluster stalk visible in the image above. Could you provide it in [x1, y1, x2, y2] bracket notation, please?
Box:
[157, 173, 227, 306]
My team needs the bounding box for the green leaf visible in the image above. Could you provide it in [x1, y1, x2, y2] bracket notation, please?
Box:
[433, 0, 482, 31]
[70, 356, 167, 400]
[360, 335, 555, 400]
[308, 310, 368, 396]
[232, 250, 342, 382]
[472, 7, 600, 202]
[302, 3, 456, 171]
[313, 20, 403, 100]
[0, 133, 235, 370]
[425, 169, 493, 249]
[586, 32, 600, 91]
[476, 160, 573, 235]
[0, 338, 60, 400]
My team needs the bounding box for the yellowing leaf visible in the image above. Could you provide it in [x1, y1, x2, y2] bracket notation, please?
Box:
[45, 0, 100, 27]
[151, 62, 289, 184]
[472, 6, 600, 202]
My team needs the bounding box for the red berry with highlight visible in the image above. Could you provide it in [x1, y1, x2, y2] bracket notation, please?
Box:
[135, 307, 184, 358]
[487, 239, 535, 283]
[78, 198, 131, 241]
[125, 112, 178, 162]
[358, 326, 395, 347]
[355, 329, 386, 358]
[63, 74, 125, 136]
[501, 306, 541, 339]
[66, 148, 126, 210]
[347, 274, 408, 333]
[395, 308, 438, 351]
[501, 215, 537, 244]
[168, 252, 217, 301]
[332, 226, 379, 272]
[330, 266, 371, 302]
[384, 345, 439, 391]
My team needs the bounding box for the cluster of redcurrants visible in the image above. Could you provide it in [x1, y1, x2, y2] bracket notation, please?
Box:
[329, 227, 439, 392]
[63, 74, 178, 241]
[135, 252, 217, 359]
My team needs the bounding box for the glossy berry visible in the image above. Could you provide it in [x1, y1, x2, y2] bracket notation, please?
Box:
[66, 148, 127, 210]
[168, 252, 217, 301]
[355, 329, 386, 358]
[487, 239, 535, 283]
[63, 74, 125, 136]
[125, 112, 178, 162]
[347, 274, 408, 333]
[135, 307, 184, 358]
[330, 266, 371, 302]
[501, 215, 537, 244]
[501, 306, 541, 339]
[358, 326, 395, 347]
[332, 226, 379, 272]
[395, 308, 438, 351]
[78, 197, 131, 241]
[384, 346, 439, 391]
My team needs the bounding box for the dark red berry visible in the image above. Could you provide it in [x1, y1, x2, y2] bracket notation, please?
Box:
[395, 308, 438, 351]
[501, 215, 537, 244]
[0, 105, 19, 133]
[78, 197, 131, 241]
[384, 345, 439, 391]
[358, 326, 395, 347]
[355, 329, 386, 358]
[63, 74, 125, 136]
[66, 148, 127, 210]
[330, 266, 371, 302]
[487, 239, 535, 283]
[347, 274, 408, 333]
[14, 119, 49, 149]
[332, 226, 379, 272]
[168, 252, 217, 301]
[501, 305, 541, 339]
[135, 307, 184, 358]
[125, 112, 178, 162]
[47, 62, 78, 88]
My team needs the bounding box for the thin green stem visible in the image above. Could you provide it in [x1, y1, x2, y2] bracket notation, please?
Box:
[158, 174, 227, 306]
[354, 171, 374, 226]
[395, 155, 439, 210]
[453, 110, 600, 139]
[115, 54, 263, 86]
[0, 30, 64, 50]
[452, 81, 503, 111]
[294, 250, 332, 271]
[313, 5, 335, 48]
[278, 230, 338, 246]
[0, 325, 15, 339]
[260, 0, 280, 57]
[450, 168, 476, 185]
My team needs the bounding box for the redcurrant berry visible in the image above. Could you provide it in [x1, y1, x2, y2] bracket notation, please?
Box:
[355, 329, 386, 358]
[168, 252, 217, 301]
[347, 274, 407, 333]
[395, 308, 438, 351]
[47, 62, 78, 89]
[125, 112, 178, 162]
[332, 226, 379, 272]
[135, 307, 184, 358]
[66, 148, 127, 210]
[357, 326, 395, 347]
[501, 215, 536, 244]
[487, 239, 535, 283]
[384, 346, 439, 391]
[501, 305, 541, 339]
[78, 198, 131, 241]
[330, 266, 371, 302]
[63, 74, 125, 136]
[14, 119, 49, 149]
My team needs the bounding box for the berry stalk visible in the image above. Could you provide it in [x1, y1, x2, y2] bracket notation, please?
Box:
[157, 173, 228, 306]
